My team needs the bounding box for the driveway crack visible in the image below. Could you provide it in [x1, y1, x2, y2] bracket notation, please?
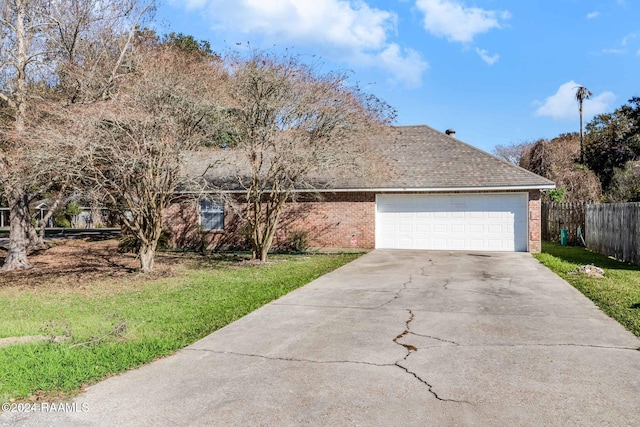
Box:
[457, 343, 640, 351]
[375, 274, 411, 308]
[392, 309, 473, 405]
[184, 348, 392, 367]
[407, 332, 460, 346]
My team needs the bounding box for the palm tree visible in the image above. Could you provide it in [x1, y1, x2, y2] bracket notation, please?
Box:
[575, 85, 592, 163]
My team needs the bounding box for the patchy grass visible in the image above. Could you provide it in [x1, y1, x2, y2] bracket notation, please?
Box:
[0, 242, 360, 403]
[534, 242, 640, 338]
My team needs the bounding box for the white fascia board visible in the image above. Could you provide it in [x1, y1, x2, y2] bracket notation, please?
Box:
[182, 184, 555, 195]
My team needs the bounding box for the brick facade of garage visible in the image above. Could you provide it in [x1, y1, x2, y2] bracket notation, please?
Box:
[165, 189, 543, 253]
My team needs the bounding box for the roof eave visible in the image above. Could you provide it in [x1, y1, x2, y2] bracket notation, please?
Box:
[177, 183, 556, 195]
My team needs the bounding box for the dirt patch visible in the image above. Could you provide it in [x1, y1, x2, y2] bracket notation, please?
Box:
[0, 335, 69, 348]
[0, 239, 193, 293]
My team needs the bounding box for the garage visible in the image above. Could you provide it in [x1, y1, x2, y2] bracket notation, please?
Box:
[375, 193, 529, 251]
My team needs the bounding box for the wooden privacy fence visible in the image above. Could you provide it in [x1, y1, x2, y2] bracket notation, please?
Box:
[541, 202, 588, 245]
[586, 203, 640, 266]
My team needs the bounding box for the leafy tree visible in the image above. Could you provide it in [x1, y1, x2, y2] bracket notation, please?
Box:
[575, 85, 592, 163]
[584, 100, 640, 191]
[608, 161, 640, 202]
[162, 32, 215, 58]
[547, 188, 566, 203]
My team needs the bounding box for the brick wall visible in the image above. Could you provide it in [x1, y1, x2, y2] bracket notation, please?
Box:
[165, 190, 544, 253]
[274, 192, 375, 249]
[528, 190, 542, 253]
[163, 199, 202, 249]
[164, 192, 376, 250]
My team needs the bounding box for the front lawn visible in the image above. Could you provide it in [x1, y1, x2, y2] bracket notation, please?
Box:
[534, 242, 640, 338]
[0, 241, 360, 403]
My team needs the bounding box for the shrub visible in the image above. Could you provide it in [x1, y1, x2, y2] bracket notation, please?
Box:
[547, 188, 566, 202]
[54, 214, 71, 228]
[287, 229, 309, 253]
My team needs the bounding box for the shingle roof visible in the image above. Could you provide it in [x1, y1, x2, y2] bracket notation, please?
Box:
[349, 125, 555, 189]
[185, 125, 554, 191]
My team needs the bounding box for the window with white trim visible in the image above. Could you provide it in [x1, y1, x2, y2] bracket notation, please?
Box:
[200, 199, 224, 230]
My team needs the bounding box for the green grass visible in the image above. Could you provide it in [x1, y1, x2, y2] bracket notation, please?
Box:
[534, 242, 640, 338]
[0, 253, 360, 402]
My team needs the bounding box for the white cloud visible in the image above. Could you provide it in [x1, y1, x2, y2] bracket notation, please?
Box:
[170, 0, 427, 86]
[378, 44, 429, 87]
[600, 48, 626, 54]
[475, 47, 499, 65]
[621, 32, 638, 46]
[534, 81, 616, 121]
[415, 0, 510, 43]
[182, 0, 208, 9]
[586, 11, 600, 19]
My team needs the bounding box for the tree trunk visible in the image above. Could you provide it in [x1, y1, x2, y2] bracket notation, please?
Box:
[247, 191, 288, 263]
[27, 219, 46, 253]
[38, 198, 61, 242]
[91, 205, 104, 228]
[139, 242, 156, 273]
[579, 101, 584, 164]
[259, 245, 268, 262]
[2, 188, 32, 270]
[2, 2, 32, 271]
[137, 217, 162, 272]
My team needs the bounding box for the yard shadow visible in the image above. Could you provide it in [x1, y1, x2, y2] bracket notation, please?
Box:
[167, 251, 252, 269]
[542, 242, 640, 272]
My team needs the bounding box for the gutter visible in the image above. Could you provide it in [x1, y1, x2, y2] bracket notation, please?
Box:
[177, 184, 556, 195]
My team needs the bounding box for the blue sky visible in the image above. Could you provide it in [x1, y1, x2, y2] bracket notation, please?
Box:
[155, 0, 639, 153]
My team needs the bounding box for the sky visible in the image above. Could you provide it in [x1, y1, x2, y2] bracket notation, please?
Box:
[154, 0, 639, 153]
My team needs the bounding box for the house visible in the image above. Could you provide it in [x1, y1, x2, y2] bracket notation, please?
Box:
[167, 125, 555, 253]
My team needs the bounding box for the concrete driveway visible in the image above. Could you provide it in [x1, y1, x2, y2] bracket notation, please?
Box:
[3, 250, 640, 426]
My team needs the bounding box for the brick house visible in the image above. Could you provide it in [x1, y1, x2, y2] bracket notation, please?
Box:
[166, 125, 554, 253]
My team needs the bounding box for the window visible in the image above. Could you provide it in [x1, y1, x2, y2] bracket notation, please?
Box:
[200, 199, 224, 230]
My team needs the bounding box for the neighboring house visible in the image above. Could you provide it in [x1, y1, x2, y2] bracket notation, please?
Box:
[166, 125, 555, 253]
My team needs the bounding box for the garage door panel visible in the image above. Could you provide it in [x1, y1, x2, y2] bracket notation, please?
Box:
[469, 224, 483, 233]
[399, 224, 412, 233]
[433, 224, 447, 233]
[376, 193, 528, 252]
[487, 224, 503, 234]
[469, 239, 484, 248]
[451, 224, 465, 233]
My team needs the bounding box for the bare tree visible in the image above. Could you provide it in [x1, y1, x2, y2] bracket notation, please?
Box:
[0, 0, 153, 270]
[522, 134, 601, 202]
[79, 45, 224, 272]
[575, 85, 593, 164]
[220, 51, 395, 262]
[493, 141, 534, 166]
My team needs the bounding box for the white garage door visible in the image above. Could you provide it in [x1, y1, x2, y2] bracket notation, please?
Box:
[376, 193, 528, 251]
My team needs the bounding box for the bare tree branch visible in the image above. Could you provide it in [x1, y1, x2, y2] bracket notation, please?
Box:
[219, 50, 395, 261]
